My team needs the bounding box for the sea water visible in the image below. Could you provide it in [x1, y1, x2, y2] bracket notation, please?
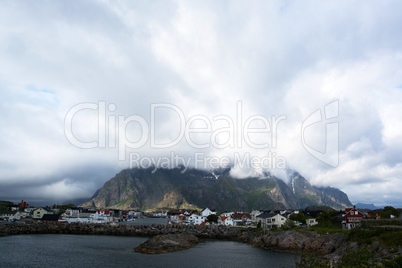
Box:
[0, 234, 297, 267]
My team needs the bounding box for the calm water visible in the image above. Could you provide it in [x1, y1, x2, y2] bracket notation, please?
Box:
[0, 234, 297, 267]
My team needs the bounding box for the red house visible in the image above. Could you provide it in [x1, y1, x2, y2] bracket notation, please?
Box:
[96, 209, 111, 216]
[231, 213, 252, 226]
[18, 200, 29, 209]
[342, 207, 364, 229]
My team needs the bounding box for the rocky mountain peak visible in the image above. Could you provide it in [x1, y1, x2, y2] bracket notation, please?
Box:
[81, 167, 352, 211]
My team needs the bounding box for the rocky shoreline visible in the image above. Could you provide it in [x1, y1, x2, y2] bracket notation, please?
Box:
[0, 222, 243, 239]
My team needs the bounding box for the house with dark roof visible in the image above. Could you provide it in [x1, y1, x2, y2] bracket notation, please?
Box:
[256, 212, 287, 229]
[367, 209, 381, 219]
[41, 214, 60, 222]
[301, 210, 324, 219]
[0, 211, 17, 221]
[250, 210, 263, 223]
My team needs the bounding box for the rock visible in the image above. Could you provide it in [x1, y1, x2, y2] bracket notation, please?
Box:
[134, 233, 199, 254]
[262, 230, 346, 255]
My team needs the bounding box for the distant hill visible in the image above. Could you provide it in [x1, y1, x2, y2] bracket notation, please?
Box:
[61, 198, 91, 207]
[355, 203, 381, 210]
[0, 200, 14, 211]
[81, 167, 352, 211]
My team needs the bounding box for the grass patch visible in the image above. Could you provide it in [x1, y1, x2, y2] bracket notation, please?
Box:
[347, 228, 402, 247]
[113, 199, 129, 207]
[296, 247, 380, 267]
[309, 225, 349, 235]
[378, 231, 402, 247]
[382, 255, 402, 268]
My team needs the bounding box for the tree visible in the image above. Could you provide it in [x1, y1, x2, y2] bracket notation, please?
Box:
[257, 220, 262, 229]
[316, 211, 338, 227]
[380, 206, 399, 219]
[0, 201, 14, 211]
[289, 213, 307, 224]
[207, 214, 219, 224]
[56, 204, 75, 215]
[191, 209, 200, 215]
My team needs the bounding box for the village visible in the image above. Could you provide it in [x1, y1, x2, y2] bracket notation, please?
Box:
[1, 200, 400, 230]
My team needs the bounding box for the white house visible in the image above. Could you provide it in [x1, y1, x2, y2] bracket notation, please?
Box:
[65, 208, 80, 217]
[256, 212, 287, 229]
[128, 211, 142, 218]
[218, 216, 234, 226]
[183, 211, 191, 216]
[59, 210, 95, 223]
[200, 208, 216, 217]
[32, 208, 54, 219]
[188, 214, 206, 225]
[169, 214, 182, 224]
[24, 208, 34, 213]
[93, 209, 114, 223]
[153, 211, 167, 217]
[306, 218, 318, 226]
[250, 210, 263, 223]
[231, 213, 252, 226]
[63, 216, 93, 223]
[0, 211, 25, 221]
[168, 211, 185, 224]
[12, 211, 26, 220]
[220, 211, 234, 217]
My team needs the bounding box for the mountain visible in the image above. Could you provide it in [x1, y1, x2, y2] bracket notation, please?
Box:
[288, 171, 352, 210]
[81, 167, 352, 211]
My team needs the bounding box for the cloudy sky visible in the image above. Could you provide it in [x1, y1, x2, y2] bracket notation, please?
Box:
[1, 1, 402, 207]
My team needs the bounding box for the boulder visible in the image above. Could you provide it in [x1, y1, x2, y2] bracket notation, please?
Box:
[134, 233, 199, 254]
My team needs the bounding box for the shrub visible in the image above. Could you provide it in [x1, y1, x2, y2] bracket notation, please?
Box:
[281, 219, 296, 230]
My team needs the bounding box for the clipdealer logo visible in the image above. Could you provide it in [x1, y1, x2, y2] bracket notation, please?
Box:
[64, 100, 339, 171]
[64, 101, 285, 154]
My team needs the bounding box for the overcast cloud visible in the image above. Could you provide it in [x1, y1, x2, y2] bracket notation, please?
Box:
[1, 0, 402, 207]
